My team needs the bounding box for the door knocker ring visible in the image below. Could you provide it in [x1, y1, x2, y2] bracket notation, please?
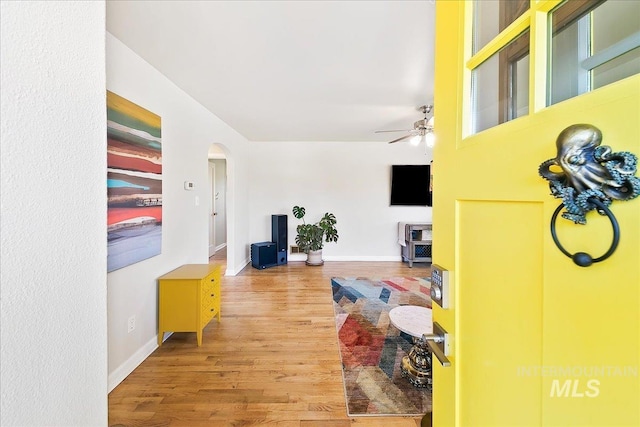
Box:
[550, 198, 620, 267]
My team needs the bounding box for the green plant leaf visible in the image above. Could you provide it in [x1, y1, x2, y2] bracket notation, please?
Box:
[292, 206, 305, 220]
[293, 206, 339, 254]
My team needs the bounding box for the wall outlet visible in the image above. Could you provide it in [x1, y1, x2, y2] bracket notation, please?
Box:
[127, 315, 136, 333]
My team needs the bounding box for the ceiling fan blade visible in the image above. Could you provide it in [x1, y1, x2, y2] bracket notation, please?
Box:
[374, 129, 413, 133]
[388, 134, 413, 144]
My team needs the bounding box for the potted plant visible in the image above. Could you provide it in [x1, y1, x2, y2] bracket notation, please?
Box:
[292, 205, 339, 266]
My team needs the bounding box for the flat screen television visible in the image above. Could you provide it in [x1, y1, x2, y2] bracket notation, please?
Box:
[390, 165, 432, 206]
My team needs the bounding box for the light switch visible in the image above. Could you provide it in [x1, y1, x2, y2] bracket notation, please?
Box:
[184, 181, 194, 190]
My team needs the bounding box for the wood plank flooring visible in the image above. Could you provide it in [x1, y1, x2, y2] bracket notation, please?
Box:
[108, 258, 432, 427]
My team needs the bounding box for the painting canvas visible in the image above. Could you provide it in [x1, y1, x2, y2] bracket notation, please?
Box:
[107, 91, 162, 272]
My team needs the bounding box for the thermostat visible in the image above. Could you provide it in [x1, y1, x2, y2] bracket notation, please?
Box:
[184, 181, 194, 190]
[431, 264, 450, 309]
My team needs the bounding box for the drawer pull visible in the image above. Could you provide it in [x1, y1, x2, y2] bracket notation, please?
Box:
[211, 294, 215, 297]
[211, 278, 215, 282]
[210, 308, 214, 312]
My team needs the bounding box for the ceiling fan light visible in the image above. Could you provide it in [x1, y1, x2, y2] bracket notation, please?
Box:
[425, 132, 435, 148]
[410, 134, 423, 146]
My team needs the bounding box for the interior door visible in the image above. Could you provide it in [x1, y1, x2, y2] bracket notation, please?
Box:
[208, 161, 216, 257]
[432, 1, 639, 426]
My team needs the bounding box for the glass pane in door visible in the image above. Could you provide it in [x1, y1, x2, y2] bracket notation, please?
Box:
[591, 0, 640, 88]
[593, 47, 640, 88]
[472, 30, 530, 134]
[548, 0, 640, 105]
[473, 0, 529, 54]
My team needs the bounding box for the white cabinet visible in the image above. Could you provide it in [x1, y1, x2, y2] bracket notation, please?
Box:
[401, 223, 432, 267]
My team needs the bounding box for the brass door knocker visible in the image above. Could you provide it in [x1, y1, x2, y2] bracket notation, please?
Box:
[539, 124, 640, 267]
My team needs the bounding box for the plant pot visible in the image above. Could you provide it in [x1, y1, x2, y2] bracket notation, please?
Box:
[306, 249, 324, 266]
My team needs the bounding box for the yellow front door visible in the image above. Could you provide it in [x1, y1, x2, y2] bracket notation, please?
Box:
[432, 1, 639, 426]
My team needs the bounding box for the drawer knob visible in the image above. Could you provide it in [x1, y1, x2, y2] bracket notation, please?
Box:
[211, 293, 215, 297]
[210, 308, 214, 312]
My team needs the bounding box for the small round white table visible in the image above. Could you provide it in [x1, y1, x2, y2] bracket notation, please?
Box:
[389, 305, 433, 389]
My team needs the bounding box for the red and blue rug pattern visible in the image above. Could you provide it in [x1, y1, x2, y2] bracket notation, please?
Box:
[331, 277, 432, 416]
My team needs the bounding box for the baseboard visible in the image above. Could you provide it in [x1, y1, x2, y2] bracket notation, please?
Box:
[108, 334, 165, 393]
[215, 242, 227, 252]
[288, 253, 307, 262]
[289, 255, 403, 262]
[231, 255, 402, 270]
[225, 256, 250, 276]
[323, 255, 403, 262]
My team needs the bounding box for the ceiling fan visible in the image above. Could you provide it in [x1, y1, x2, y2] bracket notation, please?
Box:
[375, 105, 435, 146]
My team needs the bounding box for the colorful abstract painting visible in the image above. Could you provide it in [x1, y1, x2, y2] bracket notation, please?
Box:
[107, 91, 162, 272]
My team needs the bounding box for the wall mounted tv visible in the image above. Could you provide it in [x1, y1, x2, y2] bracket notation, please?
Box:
[390, 165, 432, 206]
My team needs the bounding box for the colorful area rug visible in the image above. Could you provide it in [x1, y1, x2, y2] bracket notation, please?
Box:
[331, 276, 432, 416]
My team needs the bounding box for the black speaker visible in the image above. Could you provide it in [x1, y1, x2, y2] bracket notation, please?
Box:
[272, 214, 288, 265]
[276, 250, 287, 265]
[251, 242, 277, 269]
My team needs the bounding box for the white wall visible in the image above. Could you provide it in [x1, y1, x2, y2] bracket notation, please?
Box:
[106, 34, 252, 391]
[0, 2, 108, 426]
[248, 141, 433, 261]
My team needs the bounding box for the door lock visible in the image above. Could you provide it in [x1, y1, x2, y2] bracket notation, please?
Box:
[430, 264, 449, 308]
[420, 322, 451, 367]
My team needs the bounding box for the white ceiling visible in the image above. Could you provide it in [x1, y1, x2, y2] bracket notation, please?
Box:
[106, 1, 436, 142]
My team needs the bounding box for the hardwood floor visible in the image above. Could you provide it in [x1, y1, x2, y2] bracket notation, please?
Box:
[108, 257, 432, 427]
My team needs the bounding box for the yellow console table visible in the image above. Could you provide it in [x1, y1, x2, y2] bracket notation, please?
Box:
[157, 264, 221, 346]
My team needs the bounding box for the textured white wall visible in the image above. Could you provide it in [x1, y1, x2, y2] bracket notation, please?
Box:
[248, 141, 433, 261]
[0, 2, 108, 426]
[106, 34, 252, 391]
